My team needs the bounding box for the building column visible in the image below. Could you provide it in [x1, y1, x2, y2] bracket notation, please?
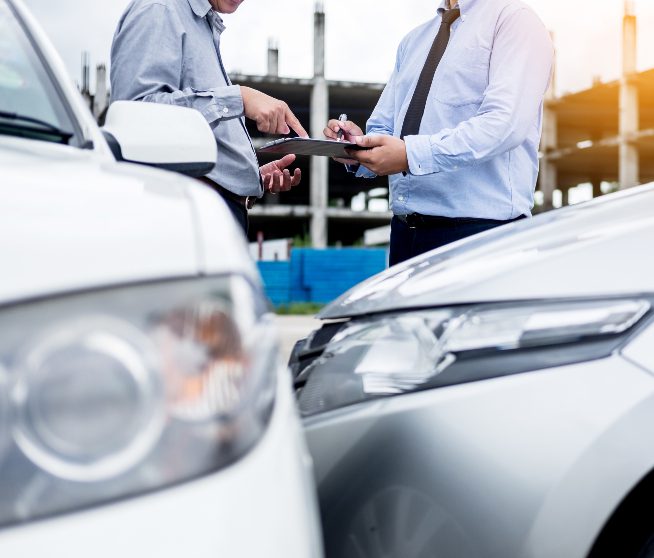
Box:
[619, 0, 639, 190]
[561, 187, 569, 207]
[310, 3, 328, 248]
[538, 163, 557, 209]
[539, 105, 557, 210]
[266, 38, 279, 77]
[538, 32, 557, 210]
[93, 64, 108, 121]
[80, 51, 92, 109]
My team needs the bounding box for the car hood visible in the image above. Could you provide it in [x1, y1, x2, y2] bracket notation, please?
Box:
[320, 183, 654, 320]
[0, 137, 255, 304]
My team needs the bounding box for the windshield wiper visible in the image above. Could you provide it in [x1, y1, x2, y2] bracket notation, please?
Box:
[0, 110, 74, 144]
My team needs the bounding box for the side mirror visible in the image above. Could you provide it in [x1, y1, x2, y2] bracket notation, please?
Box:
[101, 101, 217, 177]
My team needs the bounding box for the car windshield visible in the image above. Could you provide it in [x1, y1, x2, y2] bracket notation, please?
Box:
[0, 1, 79, 145]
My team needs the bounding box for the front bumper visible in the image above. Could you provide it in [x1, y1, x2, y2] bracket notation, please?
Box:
[0, 364, 323, 558]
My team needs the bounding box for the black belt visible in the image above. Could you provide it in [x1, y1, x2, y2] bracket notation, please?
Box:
[197, 177, 257, 210]
[396, 213, 527, 229]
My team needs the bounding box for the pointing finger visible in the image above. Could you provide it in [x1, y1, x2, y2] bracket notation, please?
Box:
[285, 107, 308, 138]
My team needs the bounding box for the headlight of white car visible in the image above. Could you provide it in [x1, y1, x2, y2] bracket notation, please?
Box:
[297, 299, 650, 417]
[0, 276, 277, 527]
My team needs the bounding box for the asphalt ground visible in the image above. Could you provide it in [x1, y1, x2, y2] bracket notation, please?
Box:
[274, 315, 322, 364]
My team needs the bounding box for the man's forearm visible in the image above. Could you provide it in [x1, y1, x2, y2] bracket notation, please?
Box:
[137, 85, 245, 125]
[403, 106, 525, 175]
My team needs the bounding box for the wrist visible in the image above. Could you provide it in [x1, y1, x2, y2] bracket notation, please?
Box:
[240, 85, 255, 105]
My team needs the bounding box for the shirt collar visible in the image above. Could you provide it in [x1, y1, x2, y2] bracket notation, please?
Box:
[187, 0, 212, 18]
[187, 0, 226, 31]
[208, 10, 226, 32]
[437, 0, 477, 19]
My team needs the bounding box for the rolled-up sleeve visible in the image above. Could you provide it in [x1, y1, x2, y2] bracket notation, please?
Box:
[110, 2, 243, 125]
[404, 7, 554, 175]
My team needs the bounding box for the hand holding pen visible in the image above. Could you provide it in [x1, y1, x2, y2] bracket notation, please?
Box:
[323, 116, 364, 144]
[323, 115, 365, 165]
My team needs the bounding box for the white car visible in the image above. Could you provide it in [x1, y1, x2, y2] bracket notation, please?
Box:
[0, 1, 322, 557]
[293, 185, 654, 558]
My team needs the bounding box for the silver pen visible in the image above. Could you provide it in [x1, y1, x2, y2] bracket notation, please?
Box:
[336, 114, 347, 141]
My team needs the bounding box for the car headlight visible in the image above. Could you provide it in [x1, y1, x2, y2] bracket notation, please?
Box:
[297, 299, 650, 417]
[0, 276, 277, 528]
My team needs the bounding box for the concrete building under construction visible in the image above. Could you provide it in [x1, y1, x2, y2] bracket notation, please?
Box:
[539, 0, 654, 208]
[239, 5, 390, 248]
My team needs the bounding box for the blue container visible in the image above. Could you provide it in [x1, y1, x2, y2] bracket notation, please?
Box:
[258, 248, 388, 306]
[257, 261, 291, 305]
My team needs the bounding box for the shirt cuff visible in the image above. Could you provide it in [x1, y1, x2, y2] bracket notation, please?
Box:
[405, 135, 436, 175]
[196, 85, 245, 124]
[355, 165, 377, 179]
[344, 163, 376, 178]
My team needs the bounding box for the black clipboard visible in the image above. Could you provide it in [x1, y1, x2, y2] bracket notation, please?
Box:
[257, 137, 369, 158]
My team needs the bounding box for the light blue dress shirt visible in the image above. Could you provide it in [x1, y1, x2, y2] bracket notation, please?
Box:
[359, 0, 554, 220]
[110, 0, 262, 197]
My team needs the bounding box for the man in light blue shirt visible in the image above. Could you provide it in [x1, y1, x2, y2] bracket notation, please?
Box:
[325, 0, 554, 265]
[111, 0, 306, 233]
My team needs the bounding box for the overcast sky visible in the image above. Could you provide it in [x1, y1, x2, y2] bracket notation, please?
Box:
[21, 0, 654, 96]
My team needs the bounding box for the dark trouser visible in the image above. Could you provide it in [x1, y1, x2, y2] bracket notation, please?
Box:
[389, 214, 525, 267]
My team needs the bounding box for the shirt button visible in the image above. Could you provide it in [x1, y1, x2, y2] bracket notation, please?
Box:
[398, 195, 405, 201]
[223, 107, 229, 113]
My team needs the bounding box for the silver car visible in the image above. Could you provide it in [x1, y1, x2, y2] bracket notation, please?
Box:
[293, 185, 654, 558]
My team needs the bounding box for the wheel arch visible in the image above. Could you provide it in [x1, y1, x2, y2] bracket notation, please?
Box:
[586, 466, 654, 558]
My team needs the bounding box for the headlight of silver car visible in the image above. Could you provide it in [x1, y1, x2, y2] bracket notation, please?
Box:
[0, 276, 277, 527]
[297, 299, 650, 417]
